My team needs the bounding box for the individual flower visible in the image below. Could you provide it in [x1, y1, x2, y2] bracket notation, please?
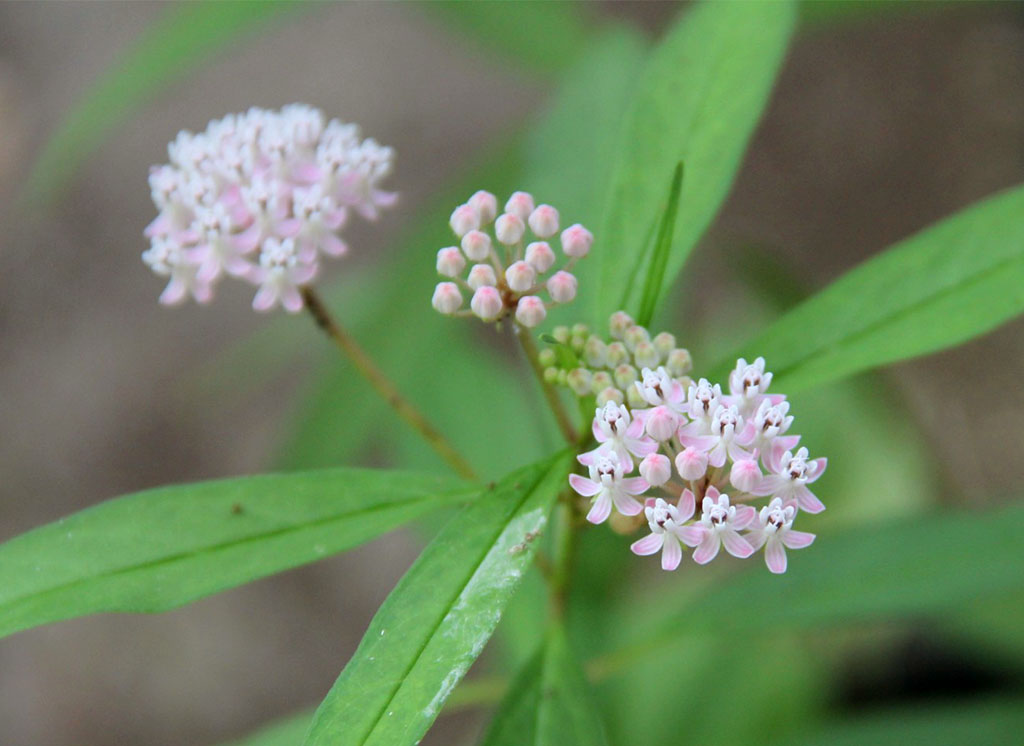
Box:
[580, 401, 657, 471]
[630, 491, 704, 571]
[143, 105, 395, 311]
[690, 488, 756, 564]
[753, 447, 827, 513]
[569, 454, 648, 525]
[431, 190, 590, 325]
[745, 498, 815, 573]
[678, 403, 752, 468]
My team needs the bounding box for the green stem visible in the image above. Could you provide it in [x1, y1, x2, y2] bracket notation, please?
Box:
[514, 324, 579, 444]
[549, 498, 576, 619]
[301, 286, 478, 481]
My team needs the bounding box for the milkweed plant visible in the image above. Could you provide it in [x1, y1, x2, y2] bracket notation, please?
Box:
[5, 3, 1024, 745]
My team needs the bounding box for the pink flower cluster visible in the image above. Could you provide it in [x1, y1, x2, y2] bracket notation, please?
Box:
[569, 356, 824, 574]
[142, 104, 395, 313]
[431, 191, 592, 327]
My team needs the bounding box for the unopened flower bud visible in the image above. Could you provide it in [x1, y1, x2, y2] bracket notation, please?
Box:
[450, 204, 479, 237]
[605, 341, 629, 367]
[567, 368, 593, 396]
[495, 213, 526, 245]
[547, 271, 577, 303]
[623, 325, 651, 352]
[556, 369, 568, 385]
[469, 190, 497, 224]
[505, 260, 536, 292]
[614, 364, 638, 390]
[609, 311, 634, 339]
[552, 325, 570, 344]
[544, 367, 560, 383]
[436, 247, 465, 277]
[538, 348, 557, 367]
[525, 241, 555, 273]
[461, 230, 492, 261]
[591, 371, 613, 394]
[571, 323, 589, 337]
[570, 333, 586, 353]
[584, 336, 607, 367]
[471, 285, 503, 321]
[596, 386, 624, 406]
[432, 282, 462, 315]
[645, 406, 680, 442]
[653, 332, 676, 359]
[515, 295, 546, 327]
[626, 386, 647, 409]
[675, 447, 709, 481]
[468, 263, 497, 290]
[528, 204, 559, 238]
[639, 454, 672, 487]
[666, 348, 693, 376]
[561, 223, 593, 258]
[633, 341, 660, 369]
[730, 458, 762, 493]
[505, 191, 535, 220]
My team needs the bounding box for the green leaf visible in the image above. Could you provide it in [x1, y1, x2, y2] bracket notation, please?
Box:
[420, 1, 592, 75]
[221, 710, 314, 746]
[647, 501, 1024, 638]
[302, 453, 570, 746]
[595, 0, 795, 320]
[0, 469, 472, 640]
[481, 623, 609, 746]
[714, 184, 1024, 391]
[773, 698, 1024, 746]
[634, 162, 684, 326]
[22, 1, 299, 207]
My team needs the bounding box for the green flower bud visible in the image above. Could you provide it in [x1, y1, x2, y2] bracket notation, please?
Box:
[543, 366, 560, 383]
[623, 325, 650, 353]
[626, 384, 647, 409]
[652, 332, 677, 360]
[567, 368, 593, 396]
[583, 335, 608, 368]
[538, 348, 557, 368]
[591, 371, 614, 394]
[571, 323, 589, 338]
[596, 386, 625, 406]
[605, 341, 629, 367]
[552, 325, 570, 344]
[614, 364, 638, 390]
[666, 348, 693, 377]
[633, 340, 660, 370]
[609, 310, 634, 339]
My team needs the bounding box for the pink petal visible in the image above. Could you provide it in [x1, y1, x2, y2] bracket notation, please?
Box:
[569, 474, 600, 497]
[661, 533, 683, 571]
[275, 218, 302, 238]
[721, 529, 754, 559]
[630, 532, 664, 556]
[625, 417, 645, 439]
[676, 524, 705, 548]
[765, 539, 788, 573]
[732, 505, 757, 530]
[794, 485, 826, 514]
[735, 420, 757, 446]
[159, 278, 187, 306]
[592, 420, 606, 442]
[677, 433, 717, 451]
[806, 457, 828, 484]
[293, 263, 318, 285]
[612, 492, 643, 517]
[281, 287, 304, 313]
[692, 532, 720, 564]
[586, 494, 612, 524]
[677, 489, 695, 520]
[781, 530, 815, 549]
[705, 486, 721, 501]
[752, 474, 787, 497]
[320, 232, 348, 257]
[232, 223, 263, 252]
[620, 477, 650, 496]
[627, 436, 658, 458]
[252, 285, 278, 312]
[745, 528, 767, 551]
[727, 440, 753, 463]
[707, 442, 727, 468]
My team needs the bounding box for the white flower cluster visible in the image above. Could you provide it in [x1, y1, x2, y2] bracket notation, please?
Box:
[539, 311, 694, 407]
[142, 104, 395, 312]
[569, 344, 826, 574]
[431, 190, 592, 327]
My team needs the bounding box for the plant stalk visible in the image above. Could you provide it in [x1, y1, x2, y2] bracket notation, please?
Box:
[301, 286, 477, 481]
[514, 324, 579, 444]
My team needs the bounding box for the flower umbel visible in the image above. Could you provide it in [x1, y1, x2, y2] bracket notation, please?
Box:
[431, 191, 591, 326]
[569, 318, 824, 574]
[143, 104, 396, 312]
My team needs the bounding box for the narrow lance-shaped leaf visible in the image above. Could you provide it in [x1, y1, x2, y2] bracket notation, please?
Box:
[595, 0, 795, 320]
[634, 162, 684, 326]
[303, 452, 571, 746]
[23, 1, 300, 207]
[481, 622, 610, 746]
[0, 468, 472, 640]
[713, 184, 1024, 392]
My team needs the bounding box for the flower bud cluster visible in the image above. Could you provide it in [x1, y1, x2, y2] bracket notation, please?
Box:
[568, 350, 825, 574]
[431, 190, 591, 326]
[539, 311, 694, 408]
[143, 104, 396, 313]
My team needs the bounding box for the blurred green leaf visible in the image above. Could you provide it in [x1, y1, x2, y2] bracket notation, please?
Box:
[773, 697, 1024, 746]
[634, 162, 684, 326]
[595, 0, 795, 321]
[23, 1, 297, 206]
[421, 1, 592, 74]
[715, 184, 1024, 392]
[481, 622, 609, 746]
[0, 468, 471, 639]
[642, 501, 1024, 640]
[302, 453, 570, 746]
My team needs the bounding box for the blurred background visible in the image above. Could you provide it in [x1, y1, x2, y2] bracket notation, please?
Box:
[0, 2, 1022, 745]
